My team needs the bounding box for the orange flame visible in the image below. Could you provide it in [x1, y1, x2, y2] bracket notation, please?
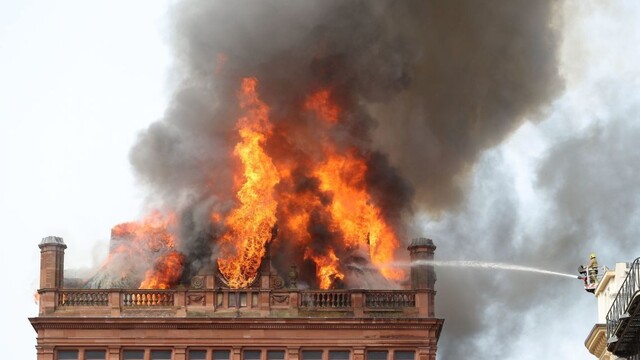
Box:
[105, 79, 407, 290]
[305, 248, 344, 289]
[303, 87, 403, 282]
[314, 151, 403, 280]
[139, 251, 186, 289]
[217, 77, 280, 288]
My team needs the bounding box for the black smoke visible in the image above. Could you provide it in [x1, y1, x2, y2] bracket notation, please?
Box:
[129, 0, 563, 356]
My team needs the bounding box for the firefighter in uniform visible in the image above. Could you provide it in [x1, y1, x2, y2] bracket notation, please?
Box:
[588, 253, 598, 285]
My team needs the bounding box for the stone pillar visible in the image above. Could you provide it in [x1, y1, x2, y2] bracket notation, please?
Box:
[260, 238, 272, 290]
[108, 347, 120, 360]
[352, 348, 365, 360]
[232, 347, 242, 360]
[39, 236, 66, 290]
[260, 225, 278, 290]
[174, 347, 186, 360]
[407, 238, 436, 317]
[352, 291, 364, 317]
[175, 291, 187, 317]
[286, 347, 300, 360]
[36, 345, 54, 360]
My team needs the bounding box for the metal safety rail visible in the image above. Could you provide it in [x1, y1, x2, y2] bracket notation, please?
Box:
[606, 257, 640, 357]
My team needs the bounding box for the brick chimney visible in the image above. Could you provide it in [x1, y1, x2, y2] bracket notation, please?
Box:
[408, 237, 436, 317]
[38, 236, 66, 290]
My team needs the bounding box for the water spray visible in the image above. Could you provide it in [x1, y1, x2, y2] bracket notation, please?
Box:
[409, 260, 577, 279]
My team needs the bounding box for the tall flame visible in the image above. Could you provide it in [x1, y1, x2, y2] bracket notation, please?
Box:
[314, 151, 402, 280]
[104, 81, 406, 291]
[217, 77, 280, 288]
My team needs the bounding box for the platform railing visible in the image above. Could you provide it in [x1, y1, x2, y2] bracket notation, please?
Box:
[606, 257, 640, 342]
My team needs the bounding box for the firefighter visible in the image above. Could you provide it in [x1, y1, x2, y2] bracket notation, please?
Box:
[588, 253, 598, 285]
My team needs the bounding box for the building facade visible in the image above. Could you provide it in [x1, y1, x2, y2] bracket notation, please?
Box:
[585, 259, 640, 359]
[30, 236, 444, 360]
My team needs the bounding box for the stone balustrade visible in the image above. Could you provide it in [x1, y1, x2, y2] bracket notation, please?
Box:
[40, 288, 430, 318]
[300, 291, 352, 308]
[365, 291, 416, 308]
[122, 291, 174, 306]
[57, 290, 109, 306]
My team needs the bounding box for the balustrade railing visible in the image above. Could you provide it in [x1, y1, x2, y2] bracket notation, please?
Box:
[606, 257, 640, 340]
[49, 289, 419, 313]
[58, 290, 109, 306]
[300, 291, 352, 308]
[122, 291, 174, 306]
[365, 291, 415, 308]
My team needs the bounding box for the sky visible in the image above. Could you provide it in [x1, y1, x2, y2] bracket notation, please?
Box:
[1, 1, 639, 359]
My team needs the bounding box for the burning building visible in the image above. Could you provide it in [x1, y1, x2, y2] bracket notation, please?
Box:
[30, 233, 442, 360]
[30, 26, 446, 360]
[30, 57, 445, 359]
[27, 0, 566, 358]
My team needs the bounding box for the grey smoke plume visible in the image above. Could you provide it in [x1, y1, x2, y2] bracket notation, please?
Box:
[426, 110, 640, 358]
[129, 0, 563, 355]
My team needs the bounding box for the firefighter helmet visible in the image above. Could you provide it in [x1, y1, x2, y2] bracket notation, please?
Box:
[590, 253, 596, 259]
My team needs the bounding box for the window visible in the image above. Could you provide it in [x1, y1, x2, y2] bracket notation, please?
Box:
[229, 293, 236, 307]
[301, 350, 323, 360]
[57, 350, 78, 360]
[267, 350, 285, 360]
[213, 350, 231, 360]
[329, 351, 350, 360]
[189, 350, 207, 360]
[85, 350, 107, 360]
[243, 350, 261, 360]
[216, 292, 224, 307]
[240, 292, 248, 307]
[123, 350, 145, 360]
[393, 351, 415, 360]
[367, 351, 388, 360]
[151, 350, 172, 359]
[252, 292, 259, 306]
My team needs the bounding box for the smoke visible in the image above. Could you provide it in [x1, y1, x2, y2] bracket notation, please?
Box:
[420, 0, 640, 351]
[423, 112, 640, 358]
[127, 0, 563, 354]
[129, 0, 561, 287]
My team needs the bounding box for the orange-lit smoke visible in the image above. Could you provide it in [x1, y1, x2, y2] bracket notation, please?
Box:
[107, 211, 185, 289]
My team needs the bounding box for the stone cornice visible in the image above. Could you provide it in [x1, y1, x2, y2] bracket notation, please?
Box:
[584, 323, 607, 357]
[30, 316, 444, 332]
